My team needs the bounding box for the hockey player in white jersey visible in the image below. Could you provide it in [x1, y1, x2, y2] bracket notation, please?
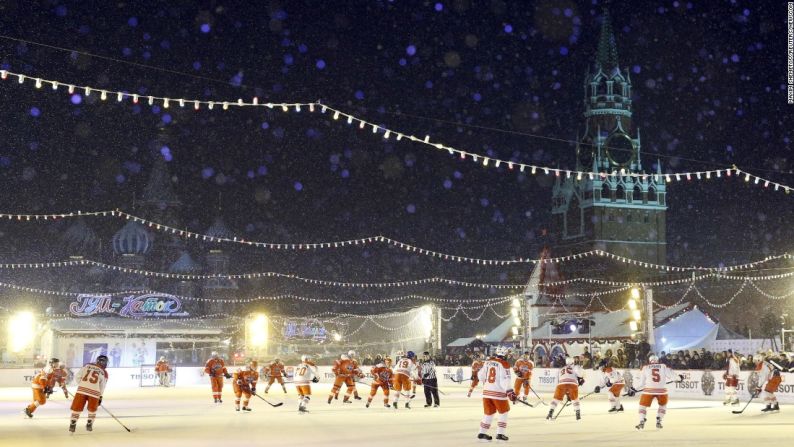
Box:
[476, 346, 516, 442]
[630, 354, 681, 430]
[546, 357, 585, 421]
[593, 358, 625, 413]
[69, 354, 109, 433]
[293, 355, 319, 413]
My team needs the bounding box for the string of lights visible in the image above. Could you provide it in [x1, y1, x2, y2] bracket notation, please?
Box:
[1, 69, 790, 195]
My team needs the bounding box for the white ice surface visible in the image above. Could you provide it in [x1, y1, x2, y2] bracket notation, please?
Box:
[0, 383, 788, 447]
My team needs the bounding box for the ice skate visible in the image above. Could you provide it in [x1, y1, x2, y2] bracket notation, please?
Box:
[354, 395, 362, 400]
[365, 401, 371, 408]
[496, 434, 508, 442]
[23, 408, 33, 418]
[731, 399, 740, 406]
[424, 404, 432, 408]
[68, 421, 77, 433]
[762, 404, 773, 412]
[327, 396, 333, 404]
[477, 433, 493, 442]
[656, 418, 663, 429]
[86, 420, 93, 432]
[433, 404, 439, 407]
[405, 402, 411, 409]
[546, 409, 554, 420]
[241, 406, 251, 412]
[235, 408, 240, 411]
[772, 403, 780, 412]
[298, 406, 309, 414]
[635, 421, 645, 430]
[392, 402, 398, 409]
[384, 403, 391, 408]
[467, 390, 472, 398]
[575, 410, 581, 420]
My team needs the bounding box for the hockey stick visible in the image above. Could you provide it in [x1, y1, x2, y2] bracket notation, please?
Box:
[514, 398, 535, 408]
[101, 404, 131, 432]
[579, 391, 596, 401]
[623, 380, 678, 397]
[450, 377, 473, 383]
[418, 382, 448, 396]
[530, 387, 549, 406]
[553, 398, 570, 420]
[732, 393, 759, 414]
[252, 393, 284, 407]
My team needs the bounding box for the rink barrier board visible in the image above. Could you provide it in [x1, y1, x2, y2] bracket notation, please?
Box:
[1, 366, 790, 403]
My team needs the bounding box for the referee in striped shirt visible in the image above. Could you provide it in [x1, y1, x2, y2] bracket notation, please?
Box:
[420, 351, 440, 407]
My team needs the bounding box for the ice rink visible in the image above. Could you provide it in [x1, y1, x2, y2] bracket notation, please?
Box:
[1, 382, 789, 446]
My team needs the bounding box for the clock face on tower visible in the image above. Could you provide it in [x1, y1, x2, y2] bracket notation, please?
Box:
[604, 133, 635, 166]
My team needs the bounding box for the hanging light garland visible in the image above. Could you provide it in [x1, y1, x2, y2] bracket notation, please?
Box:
[0, 69, 790, 195]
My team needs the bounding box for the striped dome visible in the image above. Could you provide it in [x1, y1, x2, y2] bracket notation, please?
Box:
[112, 221, 153, 255]
[206, 217, 235, 240]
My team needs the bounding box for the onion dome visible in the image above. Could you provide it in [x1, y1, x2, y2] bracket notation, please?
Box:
[170, 250, 201, 273]
[206, 217, 235, 240]
[112, 221, 153, 255]
[61, 218, 98, 253]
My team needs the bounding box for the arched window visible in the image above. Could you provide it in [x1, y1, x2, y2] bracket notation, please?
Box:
[566, 194, 582, 237]
[615, 185, 625, 200]
[633, 184, 642, 203]
[601, 183, 611, 201]
[647, 187, 657, 202]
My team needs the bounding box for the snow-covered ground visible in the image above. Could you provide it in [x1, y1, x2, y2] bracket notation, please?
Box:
[0, 383, 787, 446]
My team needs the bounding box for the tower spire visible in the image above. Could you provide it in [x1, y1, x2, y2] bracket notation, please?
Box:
[596, 9, 619, 71]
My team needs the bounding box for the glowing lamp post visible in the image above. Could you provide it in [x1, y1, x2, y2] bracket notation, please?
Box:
[7, 311, 36, 355]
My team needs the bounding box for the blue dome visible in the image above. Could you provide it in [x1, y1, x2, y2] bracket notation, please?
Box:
[170, 251, 201, 273]
[112, 221, 153, 255]
[62, 218, 98, 252]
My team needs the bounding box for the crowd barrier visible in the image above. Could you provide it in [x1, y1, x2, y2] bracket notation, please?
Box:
[1, 365, 791, 403]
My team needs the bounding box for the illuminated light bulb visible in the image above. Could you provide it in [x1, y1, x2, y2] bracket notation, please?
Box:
[589, 172, 594, 179]
[68, 85, 75, 94]
[100, 90, 107, 100]
[281, 105, 288, 112]
[716, 170, 721, 178]
[237, 99, 243, 105]
[163, 99, 169, 108]
[177, 98, 184, 107]
[309, 103, 315, 112]
[632, 310, 642, 321]
[0, 70, 7, 79]
[745, 173, 750, 182]
[483, 158, 489, 166]
[17, 74, 25, 84]
[577, 172, 582, 180]
[424, 135, 430, 143]
[223, 102, 229, 110]
[372, 124, 378, 133]
[543, 168, 549, 175]
[84, 87, 91, 95]
[531, 166, 537, 174]
[706, 172, 711, 179]
[359, 121, 365, 129]
[50, 81, 58, 90]
[665, 174, 671, 182]
[35, 78, 42, 88]
[384, 130, 390, 139]
[148, 96, 154, 105]
[252, 97, 258, 105]
[520, 165, 525, 172]
[194, 101, 200, 110]
[295, 104, 300, 112]
[116, 92, 123, 101]
[333, 111, 339, 120]
[208, 102, 214, 109]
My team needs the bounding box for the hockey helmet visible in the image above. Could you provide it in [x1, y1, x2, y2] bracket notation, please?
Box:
[48, 357, 60, 366]
[384, 356, 393, 366]
[565, 357, 575, 366]
[211, 351, 219, 359]
[159, 356, 166, 361]
[301, 354, 311, 362]
[648, 354, 660, 364]
[406, 351, 416, 359]
[341, 354, 350, 360]
[249, 360, 258, 370]
[347, 350, 356, 357]
[495, 346, 509, 358]
[96, 355, 109, 369]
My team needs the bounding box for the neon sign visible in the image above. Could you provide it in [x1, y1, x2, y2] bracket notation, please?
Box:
[69, 293, 189, 318]
[283, 319, 327, 340]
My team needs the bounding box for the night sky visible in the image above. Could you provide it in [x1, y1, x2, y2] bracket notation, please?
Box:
[0, 1, 792, 335]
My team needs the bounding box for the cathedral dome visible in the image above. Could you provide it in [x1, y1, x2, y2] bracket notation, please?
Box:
[206, 217, 235, 240]
[61, 218, 99, 253]
[170, 250, 201, 273]
[112, 221, 153, 255]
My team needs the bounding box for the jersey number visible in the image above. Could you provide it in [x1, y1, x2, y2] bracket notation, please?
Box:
[652, 369, 660, 382]
[401, 360, 409, 368]
[82, 370, 99, 384]
[298, 367, 307, 376]
[563, 367, 573, 375]
[487, 367, 497, 384]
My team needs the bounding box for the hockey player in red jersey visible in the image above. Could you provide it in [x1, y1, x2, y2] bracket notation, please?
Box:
[512, 351, 534, 402]
[204, 351, 232, 403]
[546, 357, 585, 421]
[367, 361, 393, 408]
[263, 358, 288, 394]
[756, 355, 783, 413]
[232, 360, 259, 412]
[24, 358, 62, 418]
[69, 355, 109, 433]
[476, 346, 516, 442]
[468, 354, 484, 398]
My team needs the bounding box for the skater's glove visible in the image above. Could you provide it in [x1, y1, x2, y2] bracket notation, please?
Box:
[605, 380, 612, 388]
[224, 373, 232, 379]
[577, 377, 585, 386]
[627, 388, 636, 397]
[752, 387, 762, 398]
[312, 377, 319, 383]
[44, 386, 53, 395]
[414, 379, 422, 385]
[678, 374, 685, 382]
[594, 386, 601, 394]
[506, 390, 517, 403]
[98, 396, 103, 406]
[251, 387, 256, 394]
[422, 374, 429, 379]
